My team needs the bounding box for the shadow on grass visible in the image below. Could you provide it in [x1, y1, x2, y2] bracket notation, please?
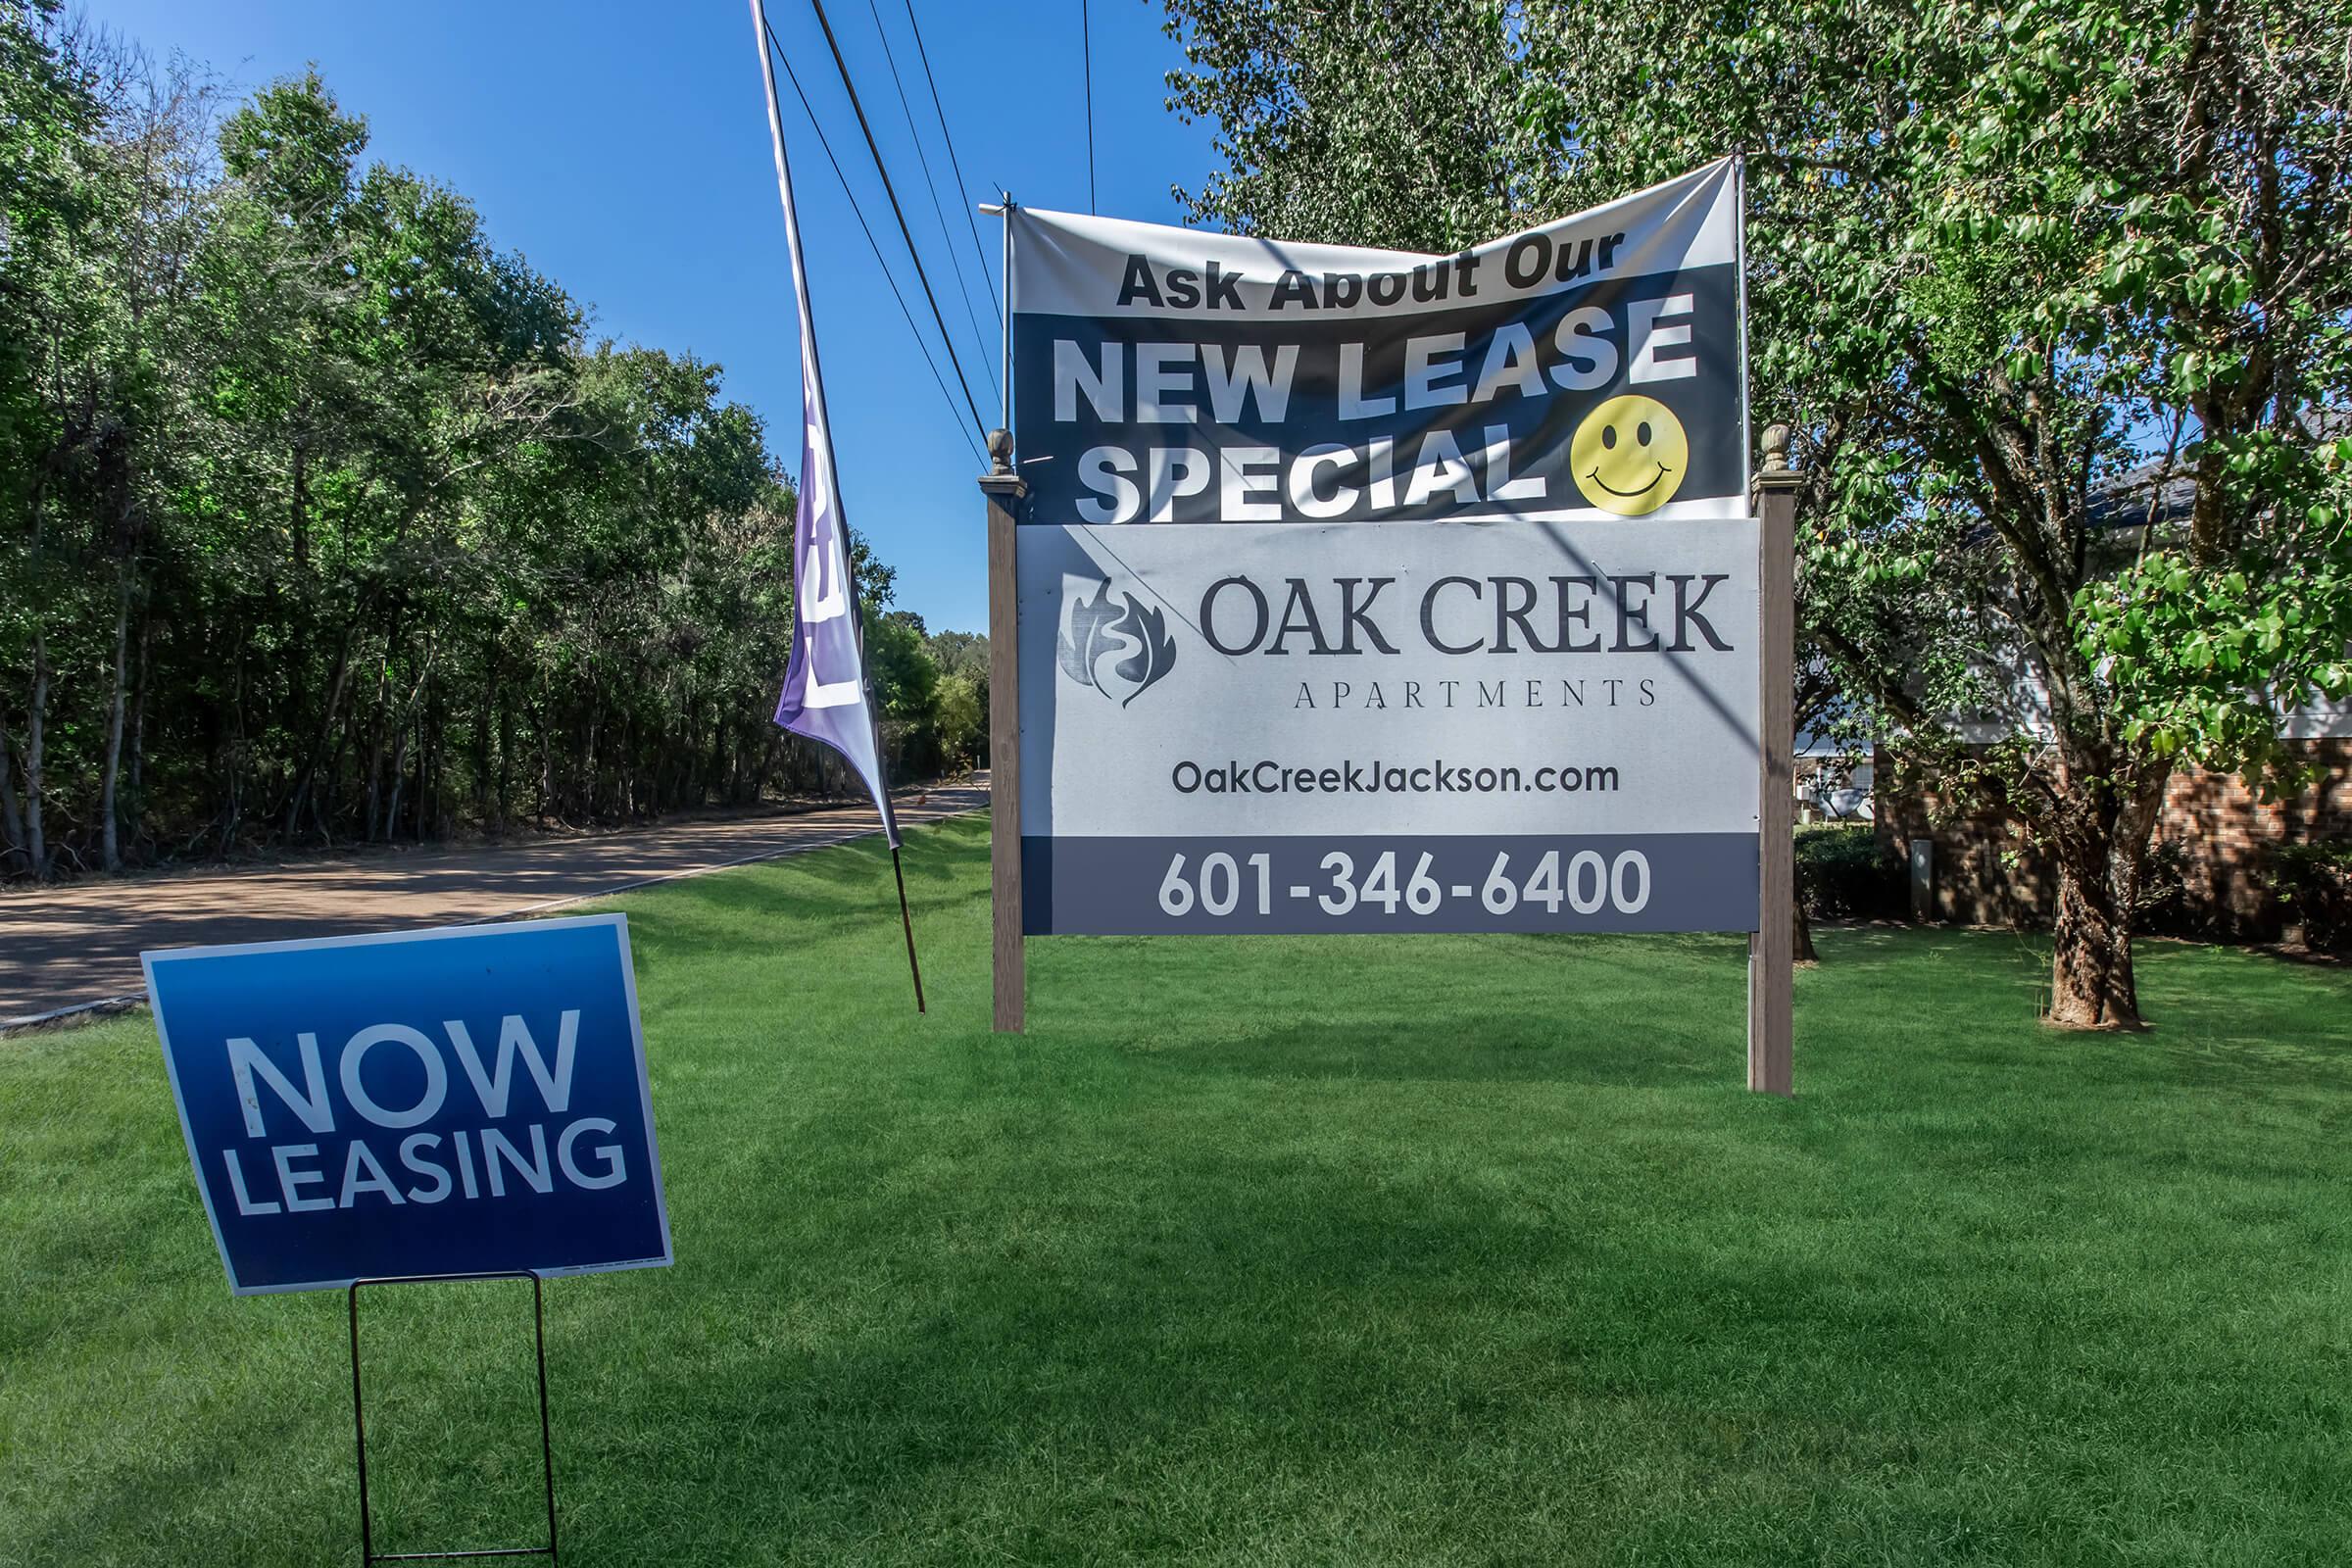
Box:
[603, 820, 992, 958]
[569, 1134, 1823, 1557]
[1069, 1002, 1745, 1090]
[11, 843, 2352, 1565]
[1021, 929, 1747, 1090]
[555, 1010, 2351, 1564]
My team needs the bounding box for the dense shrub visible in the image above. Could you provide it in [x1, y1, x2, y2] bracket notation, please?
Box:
[2272, 843, 2352, 950]
[1796, 824, 1906, 920]
[2131, 840, 2227, 941]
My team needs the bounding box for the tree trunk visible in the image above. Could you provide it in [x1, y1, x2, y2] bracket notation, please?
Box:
[127, 612, 153, 812]
[431, 708, 447, 839]
[25, 629, 51, 883]
[415, 705, 431, 840]
[285, 628, 357, 840]
[290, 439, 309, 568]
[2048, 847, 2140, 1028]
[218, 649, 246, 858]
[379, 649, 435, 843]
[476, 647, 499, 826]
[0, 726, 26, 876]
[1793, 898, 1819, 964]
[99, 561, 135, 872]
[361, 636, 397, 844]
[381, 727, 409, 845]
[705, 710, 726, 808]
[282, 439, 311, 815]
[497, 698, 515, 832]
[583, 708, 600, 821]
[2044, 766, 2167, 1029]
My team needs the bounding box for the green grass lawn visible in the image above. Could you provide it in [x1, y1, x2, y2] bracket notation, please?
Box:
[5, 814, 2350, 1566]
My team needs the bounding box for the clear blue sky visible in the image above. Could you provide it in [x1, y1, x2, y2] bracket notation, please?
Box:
[83, 0, 1219, 634]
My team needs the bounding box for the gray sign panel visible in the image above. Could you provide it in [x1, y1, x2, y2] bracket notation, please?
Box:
[1024, 834, 1758, 935]
[1018, 517, 1761, 935]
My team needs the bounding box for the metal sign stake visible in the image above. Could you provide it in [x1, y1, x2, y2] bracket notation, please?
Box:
[348, 1270, 560, 1565]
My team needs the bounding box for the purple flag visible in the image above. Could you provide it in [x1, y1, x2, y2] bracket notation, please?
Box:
[755, 4, 899, 848]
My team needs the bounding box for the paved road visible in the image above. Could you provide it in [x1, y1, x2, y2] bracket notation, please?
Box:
[0, 782, 986, 1026]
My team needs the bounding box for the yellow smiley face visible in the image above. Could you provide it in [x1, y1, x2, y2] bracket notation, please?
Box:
[1570, 395, 1689, 516]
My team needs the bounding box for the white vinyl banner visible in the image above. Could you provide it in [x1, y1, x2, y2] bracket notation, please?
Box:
[1007, 160, 1747, 529]
[1005, 161, 1759, 936]
[1019, 518, 1761, 934]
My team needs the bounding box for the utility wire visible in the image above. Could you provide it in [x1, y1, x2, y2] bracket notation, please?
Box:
[862, 0, 1001, 408]
[1081, 0, 1097, 215]
[763, 22, 984, 465]
[899, 0, 1004, 307]
[796, 0, 990, 439]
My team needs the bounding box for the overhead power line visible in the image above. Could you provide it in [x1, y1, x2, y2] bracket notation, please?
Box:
[797, 0, 991, 439]
[1081, 0, 1097, 215]
[862, 0, 1001, 409]
[762, 20, 984, 465]
[898, 0, 1004, 310]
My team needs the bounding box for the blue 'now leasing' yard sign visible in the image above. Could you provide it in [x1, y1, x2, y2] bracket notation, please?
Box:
[144, 913, 672, 1295]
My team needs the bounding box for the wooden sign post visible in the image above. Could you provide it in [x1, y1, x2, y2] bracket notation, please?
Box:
[982, 418, 1799, 1085]
[1748, 424, 1800, 1096]
[980, 429, 1027, 1034]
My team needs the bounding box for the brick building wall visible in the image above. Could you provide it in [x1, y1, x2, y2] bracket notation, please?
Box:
[2151, 738, 2352, 930]
[1876, 739, 2352, 937]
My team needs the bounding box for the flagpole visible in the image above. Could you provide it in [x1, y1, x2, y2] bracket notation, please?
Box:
[892, 846, 925, 1012]
[875, 724, 923, 1015]
[751, 0, 924, 1013]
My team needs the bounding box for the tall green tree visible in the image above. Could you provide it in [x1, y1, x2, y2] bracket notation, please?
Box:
[0, 24, 974, 883]
[0, 0, 96, 877]
[1163, 0, 2352, 1026]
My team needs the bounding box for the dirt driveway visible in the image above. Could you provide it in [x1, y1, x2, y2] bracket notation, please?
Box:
[0, 782, 985, 1026]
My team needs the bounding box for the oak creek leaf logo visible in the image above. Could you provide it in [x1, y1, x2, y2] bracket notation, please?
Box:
[1057, 578, 1177, 707]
